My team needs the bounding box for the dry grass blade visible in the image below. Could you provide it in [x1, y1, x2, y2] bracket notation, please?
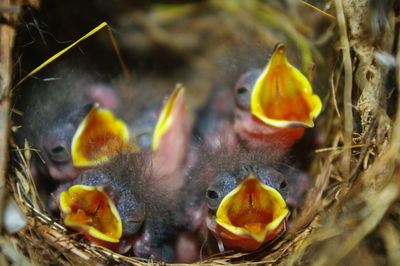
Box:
[299, 1, 336, 19]
[312, 183, 399, 266]
[288, 159, 331, 234]
[12, 22, 129, 91]
[335, 0, 353, 177]
[380, 221, 400, 265]
[5, 0, 400, 265]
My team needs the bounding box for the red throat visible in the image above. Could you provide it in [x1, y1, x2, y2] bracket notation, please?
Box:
[234, 109, 304, 154]
[216, 221, 285, 250]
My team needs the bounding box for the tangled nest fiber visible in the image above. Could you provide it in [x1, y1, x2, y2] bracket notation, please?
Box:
[0, 0, 399, 265]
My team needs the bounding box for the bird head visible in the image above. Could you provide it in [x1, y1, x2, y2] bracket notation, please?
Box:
[206, 165, 289, 250]
[233, 44, 322, 153]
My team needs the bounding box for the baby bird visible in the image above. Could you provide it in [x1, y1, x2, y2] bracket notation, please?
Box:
[54, 151, 182, 261]
[56, 85, 191, 261]
[55, 153, 146, 253]
[191, 43, 321, 160]
[233, 44, 321, 156]
[132, 86, 192, 262]
[150, 85, 192, 196]
[18, 66, 126, 181]
[206, 161, 288, 250]
[178, 147, 309, 258]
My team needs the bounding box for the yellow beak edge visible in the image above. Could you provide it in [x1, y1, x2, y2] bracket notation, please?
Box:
[72, 104, 134, 167]
[251, 44, 322, 128]
[216, 175, 288, 244]
[60, 185, 123, 243]
[152, 85, 185, 151]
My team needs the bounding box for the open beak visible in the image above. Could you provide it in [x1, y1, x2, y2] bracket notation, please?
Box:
[152, 85, 186, 151]
[215, 175, 288, 250]
[251, 44, 322, 128]
[59, 185, 122, 243]
[72, 103, 137, 167]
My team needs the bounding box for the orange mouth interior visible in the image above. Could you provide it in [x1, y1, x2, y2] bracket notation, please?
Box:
[72, 104, 136, 167]
[261, 77, 312, 123]
[216, 176, 288, 243]
[228, 186, 273, 235]
[60, 185, 122, 243]
[251, 44, 321, 128]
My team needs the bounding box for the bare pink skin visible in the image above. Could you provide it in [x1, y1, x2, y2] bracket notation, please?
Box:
[234, 108, 304, 159]
[132, 230, 152, 258]
[151, 91, 192, 199]
[131, 224, 177, 262]
[186, 203, 209, 233]
[87, 84, 120, 111]
[115, 236, 136, 254]
[175, 206, 215, 263]
[175, 231, 201, 263]
[48, 163, 81, 181]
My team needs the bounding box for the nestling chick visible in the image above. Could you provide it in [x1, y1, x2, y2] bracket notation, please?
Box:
[132, 184, 182, 262]
[54, 149, 185, 261]
[55, 153, 146, 253]
[128, 85, 194, 262]
[148, 85, 192, 198]
[45, 82, 191, 261]
[18, 67, 125, 181]
[233, 44, 321, 156]
[206, 164, 288, 250]
[58, 84, 191, 260]
[178, 147, 310, 256]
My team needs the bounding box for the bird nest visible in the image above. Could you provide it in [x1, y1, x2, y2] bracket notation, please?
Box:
[1, 0, 399, 265]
